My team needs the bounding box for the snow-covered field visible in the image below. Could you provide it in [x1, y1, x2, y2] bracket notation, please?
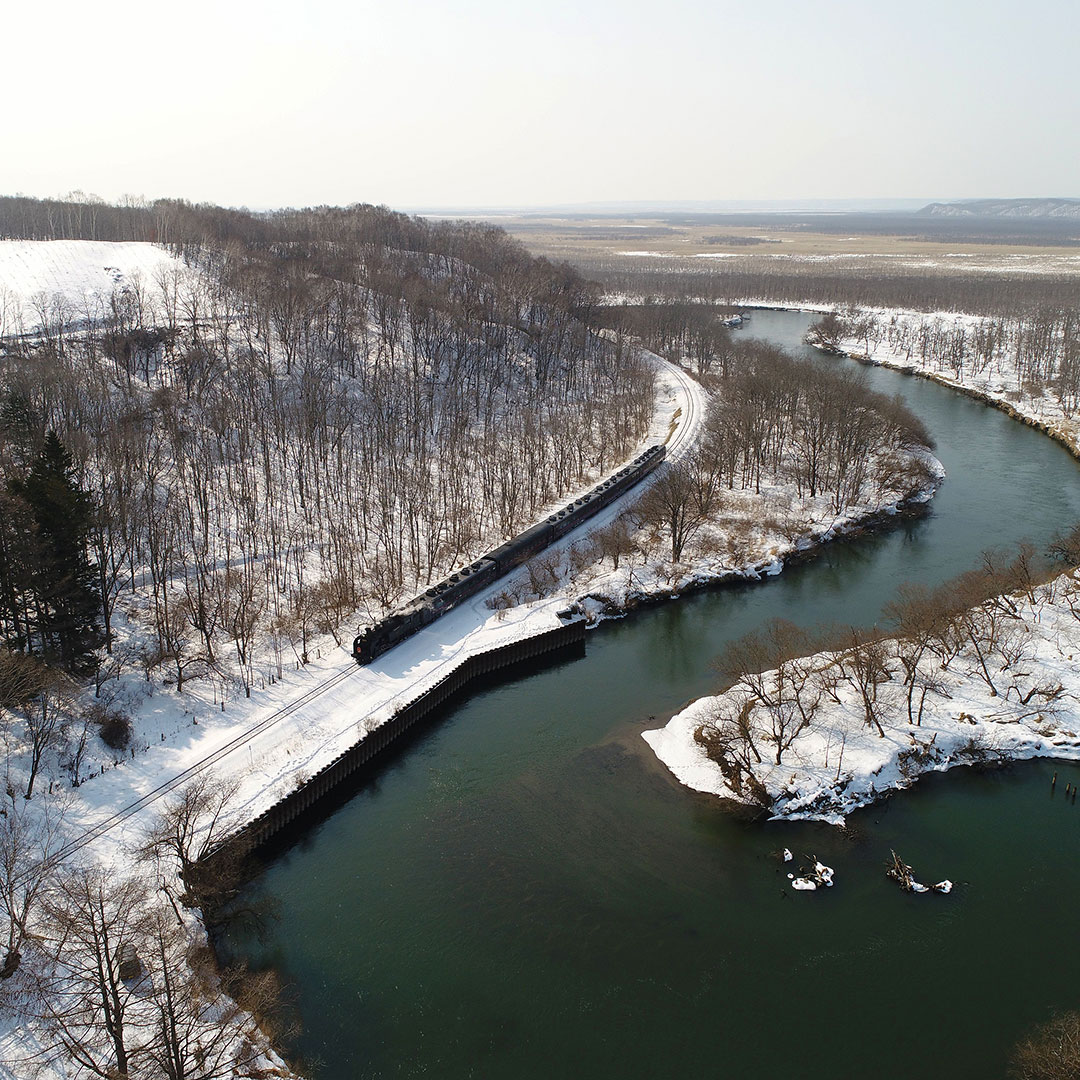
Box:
[0, 240, 185, 335]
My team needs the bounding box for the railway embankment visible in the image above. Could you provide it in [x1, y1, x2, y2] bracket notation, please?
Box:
[202, 621, 586, 868]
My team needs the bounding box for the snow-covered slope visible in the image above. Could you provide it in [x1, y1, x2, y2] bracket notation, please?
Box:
[918, 197, 1080, 219]
[44, 355, 705, 868]
[0, 240, 185, 334]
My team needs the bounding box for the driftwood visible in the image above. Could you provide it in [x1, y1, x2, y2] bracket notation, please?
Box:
[886, 850, 953, 894]
[789, 854, 835, 892]
[887, 850, 918, 890]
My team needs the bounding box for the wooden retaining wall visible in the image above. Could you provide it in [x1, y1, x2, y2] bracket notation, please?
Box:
[202, 621, 586, 866]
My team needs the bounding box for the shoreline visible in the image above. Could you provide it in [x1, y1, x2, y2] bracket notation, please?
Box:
[736, 300, 1080, 464]
[644, 303, 1080, 826]
[643, 567, 1080, 826]
[566, 469, 940, 628]
[824, 345, 1080, 466]
[201, 450, 944, 870]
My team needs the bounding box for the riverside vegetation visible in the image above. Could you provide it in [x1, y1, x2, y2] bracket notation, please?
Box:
[688, 529, 1080, 814]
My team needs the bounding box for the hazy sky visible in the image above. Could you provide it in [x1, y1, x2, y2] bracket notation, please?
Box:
[7, 0, 1078, 210]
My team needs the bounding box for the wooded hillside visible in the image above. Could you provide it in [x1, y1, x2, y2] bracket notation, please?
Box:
[0, 198, 654, 698]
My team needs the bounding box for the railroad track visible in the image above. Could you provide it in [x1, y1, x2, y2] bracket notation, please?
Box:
[661, 359, 703, 462]
[41, 660, 360, 870]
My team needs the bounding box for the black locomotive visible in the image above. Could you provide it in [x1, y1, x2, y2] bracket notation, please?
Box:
[352, 443, 666, 664]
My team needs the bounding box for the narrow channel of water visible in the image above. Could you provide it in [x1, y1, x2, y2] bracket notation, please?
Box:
[221, 310, 1080, 1079]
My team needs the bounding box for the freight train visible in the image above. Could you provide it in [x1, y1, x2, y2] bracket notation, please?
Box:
[352, 443, 667, 664]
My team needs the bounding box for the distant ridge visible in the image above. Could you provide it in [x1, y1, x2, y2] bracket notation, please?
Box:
[918, 197, 1080, 219]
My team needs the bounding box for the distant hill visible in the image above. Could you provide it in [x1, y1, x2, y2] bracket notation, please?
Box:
[918, 198, 1080, 219]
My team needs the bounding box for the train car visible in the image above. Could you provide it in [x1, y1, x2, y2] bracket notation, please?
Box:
[486, 518, 556, 572]
[353, 443, 667, 665]
[351, 557, 502, 663]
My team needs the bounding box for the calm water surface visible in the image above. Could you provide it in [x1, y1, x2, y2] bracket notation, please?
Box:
[222, 311, 1080, 1079]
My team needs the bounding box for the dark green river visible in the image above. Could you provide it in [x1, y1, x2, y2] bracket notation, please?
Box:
[222, 310, 1080, 1079]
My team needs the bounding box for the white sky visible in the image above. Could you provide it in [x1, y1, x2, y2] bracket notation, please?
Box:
[6, 0, 1078, 210]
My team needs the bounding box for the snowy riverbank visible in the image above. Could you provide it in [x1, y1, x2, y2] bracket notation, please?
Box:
[727, 301, 1080, 465]
[824, 307, 1080, 464]
[644, 569, 1080, 825]
[554, 445, 942, 626]
[644, 302, 1080, 823]
[0, 288, 962, 1078]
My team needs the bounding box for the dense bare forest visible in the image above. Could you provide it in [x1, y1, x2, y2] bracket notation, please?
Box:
[596, 301, 933, 506]
[0, 197, 654, 701]
[696, 340, 932, 510]
[581, 253, 1080, 317]
[587, 268, 1080, 428]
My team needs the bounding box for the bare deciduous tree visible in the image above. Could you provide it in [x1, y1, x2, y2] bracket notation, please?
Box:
[713, 619, 822, 764]
[0, 789, 65, 979]
[141, 909, 294, 1080]
[836, 628, 892, 738]
[592, 517, 638, 571]
[1010, 1011, 1080, 1080]
[141, 775, 242, 907]
[21, 667, 74, 800]
[639, 453, 721, 563]
[39, 869, 152, 1080]
[693, 697, 771, 807]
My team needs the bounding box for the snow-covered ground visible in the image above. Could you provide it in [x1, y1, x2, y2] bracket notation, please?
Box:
[832, 308, 1080, 452]
[2, 284, 945, 865]
[0, 240, 185, 335]
[0, 237, 700, 869]
[25, 354, 705, 872]
[644, 572, 1080, 825]
[550, 443, 941, 622]
[610, 250, 1080, 275]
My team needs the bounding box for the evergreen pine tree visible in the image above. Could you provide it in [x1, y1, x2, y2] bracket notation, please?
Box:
[13, 433, 102, 674]
[0, 490, 37, 651]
